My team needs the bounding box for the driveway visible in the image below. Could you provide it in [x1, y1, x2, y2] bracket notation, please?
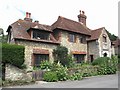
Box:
[5, 74, 118, 88]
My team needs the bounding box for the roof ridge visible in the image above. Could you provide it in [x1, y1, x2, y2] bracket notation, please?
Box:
[93, 27, 105, 31]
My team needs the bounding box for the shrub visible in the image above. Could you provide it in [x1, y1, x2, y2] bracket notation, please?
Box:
[53, 46, 68, 66]
[55, 66, 68, 81]
[92, 57, 110, 66]
[66, 54, 75, 68]
[43, 71, 58, 82]
[92, 56, 118, 75]
[69, 72, 83, 80]
[40, 60, 52, 70]
[51, 63, 68, 81]
[2, 43, 25, 68]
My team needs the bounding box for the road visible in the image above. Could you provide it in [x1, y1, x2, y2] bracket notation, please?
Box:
[5, 74, 118, 88]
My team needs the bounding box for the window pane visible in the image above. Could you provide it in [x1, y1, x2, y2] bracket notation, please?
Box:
[33, 30, 49, 40]
[74, 54, 85, 63]
[34, 54, 49, 66]
[69, 34, 75, 42]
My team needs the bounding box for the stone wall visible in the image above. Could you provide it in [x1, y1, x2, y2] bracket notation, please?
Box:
[5, 64, 32, 81]
[98, 29, 112, 57]
[88, 40, 99, 59]
[60, 31, 88, 61]
[16, 40, 58, 70]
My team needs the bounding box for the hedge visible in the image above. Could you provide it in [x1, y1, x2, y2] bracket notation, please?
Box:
[2, 43, 25, 68]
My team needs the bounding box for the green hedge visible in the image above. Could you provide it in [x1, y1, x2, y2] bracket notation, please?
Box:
[2, 43, 25, 68]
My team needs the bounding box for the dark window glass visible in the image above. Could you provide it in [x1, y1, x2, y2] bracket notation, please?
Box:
[74, 54, 85, 63]
[33, 30, 49, 40]
[69, 34, 76, 43]
[34, 54, 49, 67]
[79, 36, 86, 43]
[103, 36, 107, 42]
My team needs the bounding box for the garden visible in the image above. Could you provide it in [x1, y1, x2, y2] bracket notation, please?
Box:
[33, 46, 118, 82]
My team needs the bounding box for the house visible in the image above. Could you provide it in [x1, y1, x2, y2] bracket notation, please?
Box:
[112, 38, 120, 55]
[7, 11, 114, 69]
[87, 27, 114, 62]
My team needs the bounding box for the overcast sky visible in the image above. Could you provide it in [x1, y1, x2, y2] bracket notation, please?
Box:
[0, 0, 119, 36]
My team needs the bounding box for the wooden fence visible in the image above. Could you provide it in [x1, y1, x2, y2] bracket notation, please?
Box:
[32, 70, 46, 81]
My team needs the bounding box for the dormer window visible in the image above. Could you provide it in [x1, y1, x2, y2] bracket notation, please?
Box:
[33, 30, 50, 40]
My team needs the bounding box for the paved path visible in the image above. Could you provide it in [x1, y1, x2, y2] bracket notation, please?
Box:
[6, 74, 118, 88]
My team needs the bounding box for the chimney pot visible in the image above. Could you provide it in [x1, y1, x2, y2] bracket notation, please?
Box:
[26, 12, 29, 18]
[82, 11, 85, 14]
[29, 13, 31, 18]
[34, 20, 39, 24]
[80, 10, 81, 14]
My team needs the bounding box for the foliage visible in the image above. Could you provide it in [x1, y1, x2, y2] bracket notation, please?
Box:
[0, 35, 7, 43]
[92, 57, 110, 66]
[66, 54, 75, 68]
[40, 60, 52, 70]
[69, 72, 83, 80]
[2, 43, 25, 68]
[74, 64, 99, 77]
[92, 56, 118, 75]
[50, 63, 68, 81]
[53, 46, 68, 66]
[106, 30, 117, 41]
[2, 79, 35, 87]
[43, 71, 58, 82]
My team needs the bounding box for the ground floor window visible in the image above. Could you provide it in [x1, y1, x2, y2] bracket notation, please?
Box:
[73, 54, 85, 63]
[34, 54, 49, 67]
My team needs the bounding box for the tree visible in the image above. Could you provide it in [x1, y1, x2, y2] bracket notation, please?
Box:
[0, 28, 7, 43]
[53, 46, 68, 66]
[106, 30, 117, 41]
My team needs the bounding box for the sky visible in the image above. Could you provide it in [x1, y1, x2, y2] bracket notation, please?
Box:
[0, 0, 119, 36]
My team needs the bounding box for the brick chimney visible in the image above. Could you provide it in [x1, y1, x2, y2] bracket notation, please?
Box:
[24, 12, 33, 22]
[34, 20, 39, 24]
[78, 10, 87, 26]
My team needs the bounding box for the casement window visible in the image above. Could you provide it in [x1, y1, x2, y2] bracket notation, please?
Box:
[33, 30, 49, 40]
[68, 33, 76, 43]
[103, 36, 107, 42]
[79, 36, 86, 43]
[34, 54, 49, 67]
[74, 54, 85, 63]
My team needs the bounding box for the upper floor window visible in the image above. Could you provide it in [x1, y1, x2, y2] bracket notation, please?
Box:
[103, 36, 107, 42]
[33, 30, 49, 40]
[68, 33, 76, 43]
[79, 36, 86, 43]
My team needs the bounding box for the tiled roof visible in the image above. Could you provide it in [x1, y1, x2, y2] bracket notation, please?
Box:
[51, 16, 91, 36]
[113, 38, 120, 47]
[87, 27, 104, 41]
[7, 19, 59, 44]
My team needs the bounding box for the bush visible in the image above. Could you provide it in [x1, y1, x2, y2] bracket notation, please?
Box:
[92, 57, 110, 66]
[2, 43, 25, 68]
[43, 71, 58, 82]
[51, 63, 69, 81]
[53, 46, 68, 66]
[92, 56, 118, 75]
[66, 54, 75, 68]
[69, 72, 83, 80]
[40, 60, 52, 70]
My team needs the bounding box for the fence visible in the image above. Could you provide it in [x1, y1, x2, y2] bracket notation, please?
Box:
[32, 70, 46, 81]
